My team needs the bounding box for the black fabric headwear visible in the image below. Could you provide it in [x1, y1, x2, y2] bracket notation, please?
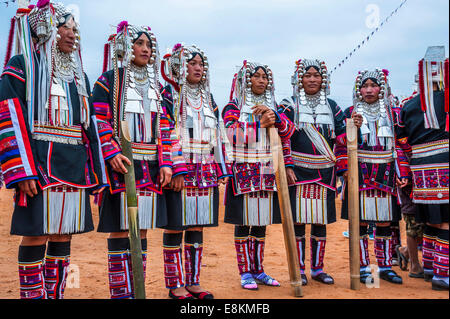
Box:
[56, 14, 74, 28]
[305, 65, 321, 73]
[187, 52, 204, 63]
[361, 77, 380, 86]
[132, 31, 152, 45]
[251, 65, 268, 76]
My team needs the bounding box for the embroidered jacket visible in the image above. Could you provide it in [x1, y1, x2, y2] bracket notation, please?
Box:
[278, 97, 346, 190]
[91, 69, 187, 194]
[0, 54, 107, 190]
[161, 85, 229, 189]
[334, 105, 411, 195]
[222, 99, 294, 195]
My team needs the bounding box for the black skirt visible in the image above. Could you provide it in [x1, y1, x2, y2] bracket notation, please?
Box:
[160, 186, 219, 231]
[224, 180, 282, 226]
[97, 189, 167, 233]
[10, 188, 94, 236]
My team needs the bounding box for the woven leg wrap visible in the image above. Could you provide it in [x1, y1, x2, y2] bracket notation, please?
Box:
[433, 229, 449, 279]
[296, 236, 306, 273]
[18, 245, 47, 299]
[311, 236, 327, 274]
[44, 241, 71, 299]
[374, 226, 393, 269]
[107, 238, 132, 299]
[234, 237, 251, 275]
[184, 231, 203, 286]
[360, 236, 370, 268]
[127, 238, 147, 298]
[163, 233, 184, 289]
[423, 226, 437, 275]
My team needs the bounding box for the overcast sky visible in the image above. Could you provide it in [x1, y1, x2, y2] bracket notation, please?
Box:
[0, 0, 448, 110]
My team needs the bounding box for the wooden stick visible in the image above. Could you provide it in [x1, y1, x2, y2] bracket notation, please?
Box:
[268, 127, 303, 297]
[120, 120, 146, 299]
[346, 118, 360, 290]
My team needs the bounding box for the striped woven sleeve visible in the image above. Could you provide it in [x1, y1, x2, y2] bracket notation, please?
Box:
[273, 107, 295, 141]
[392, 106, 411, 179]
[0, 56, 38, 188]
[160, 86, 187, 176]
[91, 73, 122, 160]
[334, 106, 353, 174]
[222, 100, 259, 145]
[157, 105, 174, 168]
[274, 105, 294, 166]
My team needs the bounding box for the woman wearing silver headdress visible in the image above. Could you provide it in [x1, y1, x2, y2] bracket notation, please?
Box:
[335, 68, 411, 285]
[0, 1, 107, 299]
[222, 60, 294, 290]
[91, 21, 180, 299]
[159, 43, 230, 299]
[279, 59, 346, 285]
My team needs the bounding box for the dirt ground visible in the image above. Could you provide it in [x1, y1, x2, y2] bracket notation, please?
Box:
[0, 186, 447, 300]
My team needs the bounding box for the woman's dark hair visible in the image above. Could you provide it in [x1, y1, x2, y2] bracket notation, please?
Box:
[305, 65, 320, 73]
[132, 31, 152, 46]
[187, 52, 204, 63]
[361, 77, 380, 86]
[251, 65, 268, 76]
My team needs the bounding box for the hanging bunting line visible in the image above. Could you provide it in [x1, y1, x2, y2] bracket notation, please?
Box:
[330, 0, 408, 75]
[2, 0, 16, 7]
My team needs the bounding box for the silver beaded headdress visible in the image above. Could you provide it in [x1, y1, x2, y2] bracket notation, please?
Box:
[290, 59, 334, 134]
[230, 60, 276, 118]
[161, 43, 214, 122]
[9, 0, 89, 132]
[109, 21, 162, 140]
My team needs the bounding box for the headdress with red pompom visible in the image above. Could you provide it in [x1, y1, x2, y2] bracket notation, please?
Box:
[417, 46, 449, 131]
[2, 1, 87, 130]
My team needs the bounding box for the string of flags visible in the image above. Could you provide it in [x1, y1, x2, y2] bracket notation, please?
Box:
[330, 0, 408, 75]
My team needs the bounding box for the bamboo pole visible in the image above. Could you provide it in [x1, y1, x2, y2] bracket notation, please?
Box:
[120, 120, 146, 299]
[346, 118, 360, 290]
[268, 127, 303, 297]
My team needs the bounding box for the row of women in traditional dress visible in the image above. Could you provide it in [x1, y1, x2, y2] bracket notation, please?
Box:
[0, 1, 448, 299]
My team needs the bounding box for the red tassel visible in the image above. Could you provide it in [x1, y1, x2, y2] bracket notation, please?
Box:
[3, 18, 16, 70]
[418, 59, 427, 113]
[160, 57, 180, 93]
[18, 191, 27, 207]
[229, 73, 237, 101]
[102, 43, 109, 73]
[446, 114, 449, 132]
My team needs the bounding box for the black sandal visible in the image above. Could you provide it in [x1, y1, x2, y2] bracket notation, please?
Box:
[395, 245, 409, 271]
[312, 272, 334, 285]
[360, 270, 374, 284]
[379, 269, 403, 284]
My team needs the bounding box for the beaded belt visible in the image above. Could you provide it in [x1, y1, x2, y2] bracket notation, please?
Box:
[131, 142, 157, 161]
[32, 123, 83, 145]
[182, 140, 214, 155]
[411, 139, 449, 159]
[232, 148, 272, 163]
[358, 150, 394, 164]
[291, 151, 335, 169]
